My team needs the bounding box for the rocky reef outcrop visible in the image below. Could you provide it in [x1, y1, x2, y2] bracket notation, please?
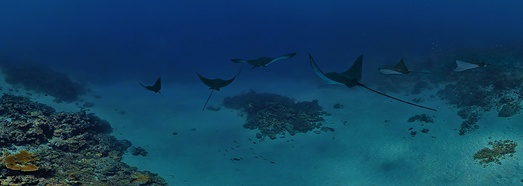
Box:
[0, 94, 166, 185]
[223, 90, 330, 140]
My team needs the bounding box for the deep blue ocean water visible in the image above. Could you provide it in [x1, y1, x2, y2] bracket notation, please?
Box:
[2, 1, 522, 84]
[2, 1, 523, 185]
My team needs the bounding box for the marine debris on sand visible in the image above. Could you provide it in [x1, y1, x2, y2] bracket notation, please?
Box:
[0, 94, 166, 185]
[223, 90, 331, 140]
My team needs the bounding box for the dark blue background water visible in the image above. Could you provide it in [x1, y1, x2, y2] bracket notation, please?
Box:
[1, 1, 522, 84]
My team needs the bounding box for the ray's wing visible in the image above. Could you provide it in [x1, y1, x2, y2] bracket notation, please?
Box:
[152, 77, 161, 90]
[218, 70, 241, 88]
[231, 59, 248, 63]
[232, 58, 263, 68]
[308, 53, 344, 85]
[265, 52, 297, 66]
[379, 58, 409, 74]
[341, 55, 363, 81]
[454, 60, 480, 72]
[197, 73, 217, 89]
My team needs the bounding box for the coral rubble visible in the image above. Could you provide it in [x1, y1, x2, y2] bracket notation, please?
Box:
[0, 94, 166, 185]
[223, 90, 329, 140]
[473, 140, 517, 166]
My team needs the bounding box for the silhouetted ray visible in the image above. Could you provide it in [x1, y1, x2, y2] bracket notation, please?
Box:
[453, 60, 487, 72]
[231, 52, 297, 70]
[197, 70, 241, 111]
[379, 58, 430, 74]
[454, 59, 523, 72]
[140, 77, 162, 95]
[308, 53, 436, 111]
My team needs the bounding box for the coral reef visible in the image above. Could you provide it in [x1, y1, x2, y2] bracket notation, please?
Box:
[407, 114, 434, 123]
[223, 90, 329, 140]
[332, 103, 344, 109]
[473, 140, 517, 166]
[437, 47, 523, 135]
[130, 146, 149, 156]
[0, 61, 86, 102]
[0, 94, 166, 185]
[458, 112, 481, 136]
[498, 102, 521, 117]
[2, 150, 39, 172]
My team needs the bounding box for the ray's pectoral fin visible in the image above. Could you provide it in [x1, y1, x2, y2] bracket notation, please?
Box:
[140, 77, 162, 95]
[341, 55, 363, 81]
[454, 60, 481, 72]
[232, 52, 297, 69]
[379, 58, 410, 75]
[266, 52, 297, 66]
[308, 53, 344, 85]
[231, 59, 248, 64]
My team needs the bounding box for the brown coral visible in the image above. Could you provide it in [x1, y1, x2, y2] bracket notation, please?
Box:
[473, 140, 518, 166]
[3, 150, 39, 172]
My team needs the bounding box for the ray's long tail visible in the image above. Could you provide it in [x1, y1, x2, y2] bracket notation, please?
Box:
[359, 84, 436, 111]
[202, 89, 214, 111]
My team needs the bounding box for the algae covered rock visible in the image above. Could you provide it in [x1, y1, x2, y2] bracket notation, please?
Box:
[0, 94, 167, 185]
[223, 90, 330, 140]
[473, 139, 517, 166]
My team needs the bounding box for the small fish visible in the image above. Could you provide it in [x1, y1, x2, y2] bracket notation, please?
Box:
[230, 157, 242, 161]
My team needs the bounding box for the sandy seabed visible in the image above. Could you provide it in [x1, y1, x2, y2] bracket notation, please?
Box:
[1, 77, 522, 186]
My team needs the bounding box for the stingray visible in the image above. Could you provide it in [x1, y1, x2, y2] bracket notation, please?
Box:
[308, 53, 436, 111]
[197, 70, 241, 111]
[454, 59, 523, 72]
[231, 52, 297, 70]
[140, 77, 162, 95]
[379, 58, 430, 74]
[453, 60, 487, 72]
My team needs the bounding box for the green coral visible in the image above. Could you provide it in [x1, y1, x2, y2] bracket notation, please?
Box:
[473, 140, 517, 166]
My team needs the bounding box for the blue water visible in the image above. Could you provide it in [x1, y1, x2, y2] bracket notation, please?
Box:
[2, 1, 522, 83]
[2, 1, 523, 185]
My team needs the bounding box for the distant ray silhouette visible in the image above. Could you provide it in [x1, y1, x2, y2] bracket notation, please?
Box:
[308, 53, 436, 111]
[379, 58, 431, 74]
[140, 77, 162, 95]
[454, 59, 523, 72]
[453, 60, 487, 72]
[197, 70, 241, 111]
[231, 52, 297, 70]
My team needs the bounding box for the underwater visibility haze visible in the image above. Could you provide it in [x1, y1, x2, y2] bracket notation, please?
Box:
[1, 0, 523, 185]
